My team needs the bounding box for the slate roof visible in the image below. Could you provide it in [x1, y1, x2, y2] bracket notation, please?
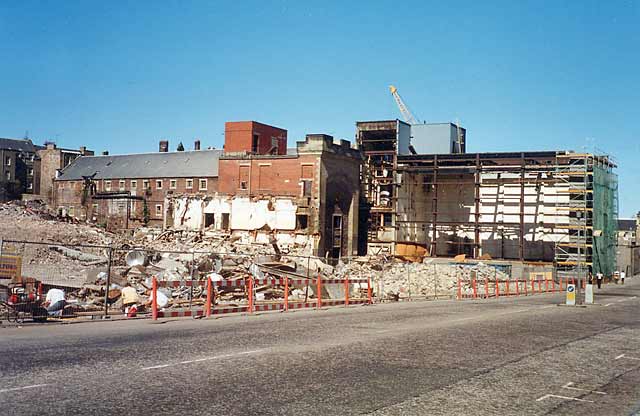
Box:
[57, 150, 222, 180]
[0, 138, 36, 152]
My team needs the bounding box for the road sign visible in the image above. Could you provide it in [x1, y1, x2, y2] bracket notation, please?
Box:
[566, 284, 576, 306]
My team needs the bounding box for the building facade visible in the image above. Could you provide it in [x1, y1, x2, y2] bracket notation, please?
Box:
[38, 143, 94, 204]
[54, 143, 221, 229]
[224, 121, 287, 155]
[617, 217, 639, 276]
[0, 138, 40, 201]
[167, 131, 362, 258]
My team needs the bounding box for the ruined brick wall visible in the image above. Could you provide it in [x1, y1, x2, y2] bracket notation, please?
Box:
[54, 176, 219, 228]
[37, 148, 62, 204]
[319, 152, 361, 258]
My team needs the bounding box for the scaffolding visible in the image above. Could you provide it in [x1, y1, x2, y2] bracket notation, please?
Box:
[356, 121, 619, 273]
[553, 153, 618, 279]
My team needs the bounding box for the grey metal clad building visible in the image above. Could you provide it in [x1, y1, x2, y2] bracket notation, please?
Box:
[410, 123, 466, 154]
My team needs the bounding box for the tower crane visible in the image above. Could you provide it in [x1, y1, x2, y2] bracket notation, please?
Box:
[389, 85, 420, 124]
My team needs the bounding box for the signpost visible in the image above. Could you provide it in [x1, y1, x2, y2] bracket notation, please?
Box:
[566, 284, 576, 306]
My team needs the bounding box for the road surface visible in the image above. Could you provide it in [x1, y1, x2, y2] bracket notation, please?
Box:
[2, 279, 640, 415]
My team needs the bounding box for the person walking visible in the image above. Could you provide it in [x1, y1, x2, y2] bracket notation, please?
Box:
[621, 270, 626, 285]
[596, 272, 603, 289]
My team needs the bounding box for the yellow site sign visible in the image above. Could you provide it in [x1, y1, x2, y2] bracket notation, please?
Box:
[566, 284, 576, 306]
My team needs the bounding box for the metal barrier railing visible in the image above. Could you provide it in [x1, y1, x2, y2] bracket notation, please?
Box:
[151, 275, 373, 320]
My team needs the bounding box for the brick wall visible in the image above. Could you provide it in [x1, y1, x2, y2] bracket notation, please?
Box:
[224, 121, 287, 155]
[54, 176, 218, 228]
[218, 155, 320, 197]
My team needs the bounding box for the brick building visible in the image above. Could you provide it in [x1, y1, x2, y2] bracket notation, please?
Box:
[54, 141, 221, 229]
[37, 143, 94, 204]
[0, 138, 40, 201]
[224, 121, 287, 155]
[54, 121, 363, 257]
[167, 125, 363, 258]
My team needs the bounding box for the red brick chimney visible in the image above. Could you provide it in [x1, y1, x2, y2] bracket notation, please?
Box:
[194, 139, 201, 151]
[159, 140, 169, 152]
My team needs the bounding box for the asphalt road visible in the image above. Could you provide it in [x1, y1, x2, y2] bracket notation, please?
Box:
[2, 279, 640, 415]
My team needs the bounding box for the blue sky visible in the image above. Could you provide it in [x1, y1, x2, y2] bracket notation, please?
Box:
[1, 1, 638, 215]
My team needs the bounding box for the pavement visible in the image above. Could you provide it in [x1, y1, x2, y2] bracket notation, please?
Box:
[1, 279, 640, 415]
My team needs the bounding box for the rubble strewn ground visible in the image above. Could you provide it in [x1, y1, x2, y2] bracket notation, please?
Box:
[337, 257, 511, 300]
[1, 200, 514, 318]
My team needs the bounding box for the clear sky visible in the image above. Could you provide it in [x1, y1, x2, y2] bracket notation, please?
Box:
[1, 1, 638, 215]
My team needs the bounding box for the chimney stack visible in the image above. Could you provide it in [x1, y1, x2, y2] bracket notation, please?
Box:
[79, 146, 87, 155]
[159, 140, 169, 152]
[102, 150, 109, 156]
[194, 139, 201, 151]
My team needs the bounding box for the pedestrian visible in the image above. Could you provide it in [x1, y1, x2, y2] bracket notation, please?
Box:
[596, 272, 603, 289]
[621, 271, 626, 285]
[43, 287, 66, 317]
[588, 271, 593, 285]
[120, 282, 139, 316]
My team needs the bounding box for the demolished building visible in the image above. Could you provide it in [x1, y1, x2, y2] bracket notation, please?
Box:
[167, 132, 362, 258]
[54, 122, 363, 258]
[357, 119, 619, 277]
[54, 142, 222, 229]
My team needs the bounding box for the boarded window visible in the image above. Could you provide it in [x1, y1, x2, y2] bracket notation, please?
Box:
[301, 164, 313, 197]
[258, 165, 271, 190]
[301, 164, 314, 179]
[302, 180, 312, 197]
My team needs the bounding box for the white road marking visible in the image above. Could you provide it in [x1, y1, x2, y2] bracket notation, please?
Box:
[142, 349, 266, 371]
[536, 394, 594, 403]
[614, 354, 640, 361]
[605, 303, 613, 307]
[562, 382, 606, 395]
[141, 364, 170, 370]
[0, 384, 49, 394]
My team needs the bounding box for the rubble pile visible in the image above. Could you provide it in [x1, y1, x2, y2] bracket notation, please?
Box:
[1, 200, 512, 315]
[335, 256, 510, 300]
